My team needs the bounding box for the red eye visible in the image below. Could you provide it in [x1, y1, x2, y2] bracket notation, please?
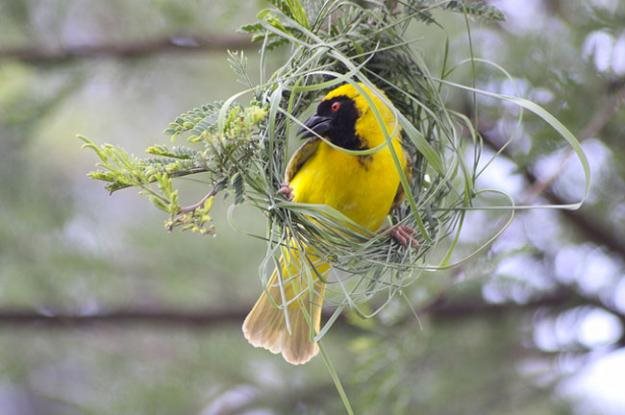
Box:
[330, 101, 341, 112]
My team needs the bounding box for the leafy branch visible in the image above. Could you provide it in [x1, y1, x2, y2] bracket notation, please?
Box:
[81, 99, 268, 234]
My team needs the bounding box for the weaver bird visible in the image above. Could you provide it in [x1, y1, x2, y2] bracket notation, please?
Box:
[242, 82, 413, 365]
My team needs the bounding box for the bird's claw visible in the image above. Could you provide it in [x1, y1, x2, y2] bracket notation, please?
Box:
[278, 182, 294, 200]
[391, 225, 419, 249]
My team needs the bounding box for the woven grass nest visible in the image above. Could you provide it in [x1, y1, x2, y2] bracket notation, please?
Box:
[83, 1, 588, 322]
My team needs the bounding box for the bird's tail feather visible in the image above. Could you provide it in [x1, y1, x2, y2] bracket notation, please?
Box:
[242, 254, 328, 365]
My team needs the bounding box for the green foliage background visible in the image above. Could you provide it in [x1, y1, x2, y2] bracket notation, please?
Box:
[1, 1, 624, 414]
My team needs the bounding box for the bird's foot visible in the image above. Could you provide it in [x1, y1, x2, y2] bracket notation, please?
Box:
[278, 182, 294, 200]
[391, 225, 419, 249]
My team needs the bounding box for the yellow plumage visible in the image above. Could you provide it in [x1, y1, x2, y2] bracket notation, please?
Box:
[243, 83, 407, 364]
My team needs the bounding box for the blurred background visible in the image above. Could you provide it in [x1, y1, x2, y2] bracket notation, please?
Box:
[1, 0, 624, 414]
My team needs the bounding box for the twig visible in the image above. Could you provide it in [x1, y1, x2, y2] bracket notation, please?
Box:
[167, 180, 225, 231]
[178, 187, 220, 214]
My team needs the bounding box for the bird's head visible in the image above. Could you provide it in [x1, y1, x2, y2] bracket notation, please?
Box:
[298, 82, 398, 150]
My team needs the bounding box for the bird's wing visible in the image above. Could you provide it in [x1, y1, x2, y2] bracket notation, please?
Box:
[284, 138, 320, 183]
[390, 151, 413, 211]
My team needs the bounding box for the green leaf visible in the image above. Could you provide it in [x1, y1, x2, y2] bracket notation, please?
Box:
[232, 172, 245, 205]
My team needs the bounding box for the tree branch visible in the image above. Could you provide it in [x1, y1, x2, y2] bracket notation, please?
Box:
[3, 290, 622, 349]
[480, 127, 625, 258]
[471, 74, 625, 257]
[524, 80, 625, 198]
[0, 35, 254, 64]
[0, 291, 590, 329]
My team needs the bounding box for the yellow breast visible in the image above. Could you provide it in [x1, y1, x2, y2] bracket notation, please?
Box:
[289, 139, 405, 231]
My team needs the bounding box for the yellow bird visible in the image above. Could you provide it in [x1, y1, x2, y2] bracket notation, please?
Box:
[242, 82, 413, 365]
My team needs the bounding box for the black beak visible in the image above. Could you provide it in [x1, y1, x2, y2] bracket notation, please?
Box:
[298, 115, 332, 139]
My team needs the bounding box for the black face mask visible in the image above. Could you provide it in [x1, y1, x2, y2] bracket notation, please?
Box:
[298, 96, 363, 150]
